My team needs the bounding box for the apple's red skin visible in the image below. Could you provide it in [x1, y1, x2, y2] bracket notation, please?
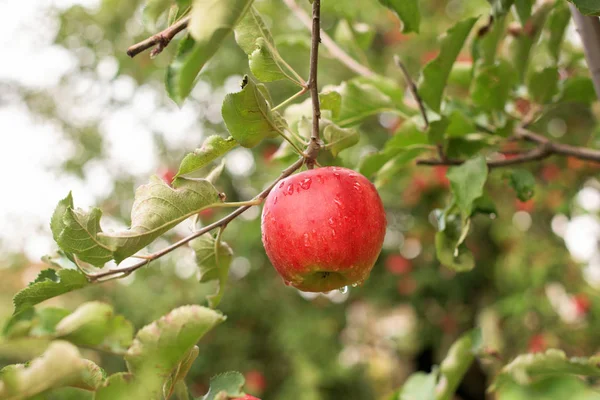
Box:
[261, 166, 386, 292]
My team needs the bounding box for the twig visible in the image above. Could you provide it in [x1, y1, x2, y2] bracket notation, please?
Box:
[416, 127, 600, 168]
[569, 4, 600, 101]
[393, 55, 429, 129]
[304, 0, 322, 169]
[282, 0, 376, 78]
[86, 158, 305, 282]
[127, 16, 190, 58]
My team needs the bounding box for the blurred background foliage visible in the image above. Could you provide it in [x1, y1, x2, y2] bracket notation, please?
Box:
[1, 0, 600, 398]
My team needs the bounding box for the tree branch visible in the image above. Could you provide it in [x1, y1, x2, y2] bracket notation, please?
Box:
[282, 0, 376, 78]
[569, 5, 600, 101]
[86, 157, 305, 282]
[416, 127, 600, 168]
[304, 0, 322, 169]
[393, 55, 429, 129]
[127, 16, 190, 58]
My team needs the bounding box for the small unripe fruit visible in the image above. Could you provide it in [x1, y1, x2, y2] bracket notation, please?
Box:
[261, 167, 386, 292]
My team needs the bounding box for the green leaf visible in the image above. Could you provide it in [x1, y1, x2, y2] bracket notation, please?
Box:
[509, 169, 536, 202]
[418, 18, 478, 112]
[568, 0, 600, 16]
[435, 223, 475, 272]
[492, 349, 600, 389]
[495, 376, 600, 399]
[487, 0, 515, 18]
[436, 329, 482, 400]
[221, 76, 284, 148]
[100, 176, 222, 263]
[143, 0, 171, 26]
[54, 302, 134, 352]
[514, 0, 533, 24]
[249, 38, 289, 82]
[0, 341, 104, 398]
[510, 2, 553, 81]
[201, 372, 245, 400]
[163, 346, 199, 400]
[393, 330, 481, 400]
[377, 0, 420, 33]
[166, 0, 253, 103]
[471, 16, 506, 66]
[472, 60, 517, 111]
[335, 76, 408, 127]
[359, 119, 429, 177]
[374, 148, 428, 188]
[547, 1, 570, 62]
[191, 234, 234, 308]
[447, 156, 488, 218]
[527, 67, 559, 104]
[175, 135, 238, 180]
[234, 7, 300, 84]
[319, 90, 342, 119]
[398, 372, 436, 400]
[94, 373, 144, 400]
[323, 125, 359, 157]
[51, 193, 114, 267]
[125, 305, 225, 379]
[13, 269, 89, 316]
[559, 76, 597, 104]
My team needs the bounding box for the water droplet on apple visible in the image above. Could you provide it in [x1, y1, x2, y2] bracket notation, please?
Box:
[339, 286, 349, 294]
[353, 182, 362, 191]
[283, 279, 292, 286]
[331, 229, 336, 237]
[316, 175, 324, 184]
[273, 196, 278, 205]
[328, 217, 335, 226]
[351, 282, 359, 288]
[349, 173, 357, 178]
[333, 172, 341, 179]
[303, 233, 310, 247]
[287, 184, 294, 195]
[300, 178, 312, 190]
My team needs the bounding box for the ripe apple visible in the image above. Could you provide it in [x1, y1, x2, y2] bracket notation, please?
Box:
[261, 166, 386, 292]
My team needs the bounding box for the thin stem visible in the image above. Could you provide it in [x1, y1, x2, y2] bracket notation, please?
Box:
[569, 4, 600, 101]
[393, 55, 429, 129]
[282, 0, 376, 78]
[213, 199, 264, 208]
[271, 87, 309, 111]
[416, 127, 600, 168]
[127, 16, 190, 58]
[304, 0, 322, 169]
[86, 158, 305, 282]
[279, 131, 308, 157]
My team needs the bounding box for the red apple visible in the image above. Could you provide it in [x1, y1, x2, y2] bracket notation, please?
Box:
[261, 166, 386, 292]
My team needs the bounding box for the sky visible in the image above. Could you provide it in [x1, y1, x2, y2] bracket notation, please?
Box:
[1, 0, 600, 296]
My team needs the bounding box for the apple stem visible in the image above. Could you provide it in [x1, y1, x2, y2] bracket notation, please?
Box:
[305, 0, 322, 170]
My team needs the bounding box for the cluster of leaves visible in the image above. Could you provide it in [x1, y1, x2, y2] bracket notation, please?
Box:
[0, 301, 257, 399]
